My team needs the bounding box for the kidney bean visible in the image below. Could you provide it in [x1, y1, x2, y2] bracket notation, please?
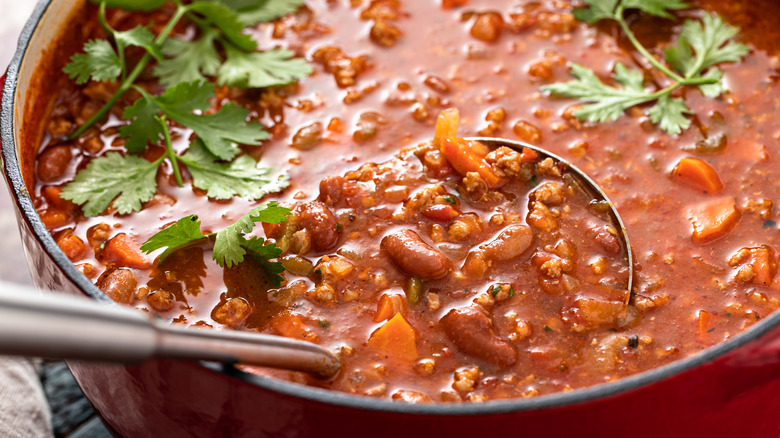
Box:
[97, 268, 137, 304]
[470, 12, 503, 43]
[440, 306, 517, 367]
[481, 224, 534, 261]
[381, 229, 450, 279]
[294, 201, 339, 251]
[36, 145, 72, 182]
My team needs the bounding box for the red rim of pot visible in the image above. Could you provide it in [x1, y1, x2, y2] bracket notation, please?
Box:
[2, 0, 776, 417]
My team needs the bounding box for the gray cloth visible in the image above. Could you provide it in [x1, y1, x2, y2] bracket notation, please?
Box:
[0, 357, 52, 437]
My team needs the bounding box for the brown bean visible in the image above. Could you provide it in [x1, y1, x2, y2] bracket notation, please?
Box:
[291, 122, 323, 150]
[381, 229, 450, 279]
[294, 201, 339, 251]
[481, 224, 534, 261]
[97, 268, 137, 304]
[470, 12, 503, 43]
[440, 306, 517, 367]
[36, 145, 72, 182]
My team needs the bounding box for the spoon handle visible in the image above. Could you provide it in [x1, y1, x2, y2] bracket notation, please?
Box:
[0, 281, 340, 378]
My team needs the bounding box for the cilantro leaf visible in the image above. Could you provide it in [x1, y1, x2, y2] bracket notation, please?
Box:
[114, 26, 162, 61]
[188, 2, 257, 52]
[647, 94, 691, 135]
[120, 94, 164, 153]
[542, 62, 653, 123]
[665, 13, 749, 78]
[218, 46, 312, 89]
[621, 0, 689, 19]
[153, 31, 221, 88]
[140, 215, 207, 261]
[242, 236, 285, 287]
[120, 81, 267, 160]
[696, 68, 724, 98]
[102, 0, 167, 11]
[179, 139, 290, 200]
[213, 201, 291, 268]
[218, 0, 305, 26]
[60, 152, 161, 217]
[572, 0, 619, 24]
[63, 39, 122, 84]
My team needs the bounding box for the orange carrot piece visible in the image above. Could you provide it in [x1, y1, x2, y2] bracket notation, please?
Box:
[519, 147, 539, 163]
[697, 310, 712, 337]
[433, 108, 460, 148]
[271, 312, 319, 343]
[367, 313, 418, 361]
[57, 234, 87, 261]
[440, 137, 505, 188]
[42, 186, 77, 212]
[688, 197, 741, 243]
[104, 233, 151, 269]
[374, 294, 406, 322]
[673, 157, 724, 194]
[750, 246, 778, 286]
[39, 209, 70, 229]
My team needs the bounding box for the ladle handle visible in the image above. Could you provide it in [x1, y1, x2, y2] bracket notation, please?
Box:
[0, 282, 340, 378]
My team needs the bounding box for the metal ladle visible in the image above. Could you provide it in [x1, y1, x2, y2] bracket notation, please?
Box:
[469, 137, 633, 295]
[0, 281, 341, 378]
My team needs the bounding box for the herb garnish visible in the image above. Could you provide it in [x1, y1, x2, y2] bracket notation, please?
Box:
[542, 0, 748, 135]
[59, 0, 311, 217]
[140, 201, 291, 286]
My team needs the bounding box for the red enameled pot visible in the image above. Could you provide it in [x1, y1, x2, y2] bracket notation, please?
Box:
[4, 1, 780, 437]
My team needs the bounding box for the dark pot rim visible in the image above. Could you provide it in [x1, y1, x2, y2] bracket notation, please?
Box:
[3, 0, 778, 417]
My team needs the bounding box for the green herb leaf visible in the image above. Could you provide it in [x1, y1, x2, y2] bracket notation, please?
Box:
[60, 152, 161, 216]
[153, 31, 221, 87]
[189, 2, 258, 52]
[114, 26, 162, 60]
[667, 13, 749, 78]
[542, 62, 653, 124]
[63, 39, 122, 84]
[442, 195, 457, 205]
[647, 94, 691, 135]
[178, 139, 290, 200]
[213, 201, 291, 268]
[242, 236, 285, 286]
[220, 0, 305, 26]
[101, 0, 167, 11]
[120, 94, 164, 153]
[696, 68, 724, 98]
[621, 0, 690, 19]
[572, 0, 619, 24]
[139, 215, 207, 261]
[218, 46, 313, 89]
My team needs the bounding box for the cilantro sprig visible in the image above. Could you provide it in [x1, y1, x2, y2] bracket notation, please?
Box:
[59, 0, 311, 217]
[140, 201, 291, 286]
[542, 0, 748, 135]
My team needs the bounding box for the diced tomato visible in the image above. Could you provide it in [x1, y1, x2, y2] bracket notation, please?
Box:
[422, 204, 460, 222]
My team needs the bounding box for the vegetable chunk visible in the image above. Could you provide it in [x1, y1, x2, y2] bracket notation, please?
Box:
[673, 157, 724, 194]
[367, 313, 418, 361]
[688, 197, 741, 243]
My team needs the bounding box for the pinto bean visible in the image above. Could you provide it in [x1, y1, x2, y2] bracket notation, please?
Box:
[440, 306, 517, 367]
[294, 201, 339, 251]
[481, 224, 534, 261]
[97, 268, 137, 304]
[381, 229, 450, 279]
[36, 145, 72, 182]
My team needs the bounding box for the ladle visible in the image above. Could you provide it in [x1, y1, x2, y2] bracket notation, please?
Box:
[470, 136, 634, 295]
[0, 281, 341, 378]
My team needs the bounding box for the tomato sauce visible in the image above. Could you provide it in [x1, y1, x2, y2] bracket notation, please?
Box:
[28, 0, 780, 402]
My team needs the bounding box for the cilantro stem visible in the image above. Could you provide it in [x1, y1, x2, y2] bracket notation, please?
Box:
[68, 3, 190, 140]
[156, 115, 184, 187]
[614, 7, 717, 87]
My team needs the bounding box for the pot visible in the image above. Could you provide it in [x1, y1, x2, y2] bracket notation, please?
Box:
[4, 1, 780, 437]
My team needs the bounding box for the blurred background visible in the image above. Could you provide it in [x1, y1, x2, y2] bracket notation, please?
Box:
[0, 1, 111, 437]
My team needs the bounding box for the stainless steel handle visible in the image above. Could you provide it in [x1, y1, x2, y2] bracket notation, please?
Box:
[0, 281, 340, 378]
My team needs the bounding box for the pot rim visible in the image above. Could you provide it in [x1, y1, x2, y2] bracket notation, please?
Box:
[3, 0, 778, 417]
